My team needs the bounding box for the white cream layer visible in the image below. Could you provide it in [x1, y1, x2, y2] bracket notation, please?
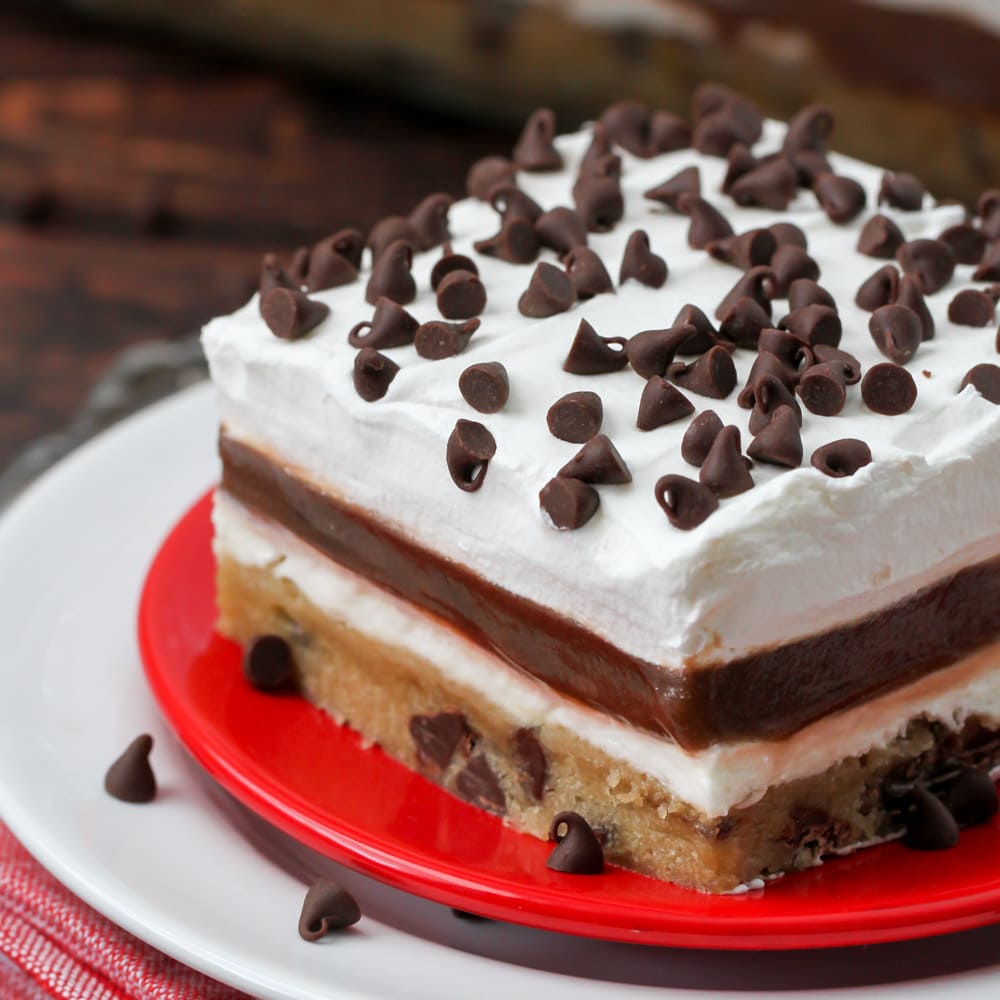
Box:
[203, 118, 1000, 670]
[216, 492, 1000, 819]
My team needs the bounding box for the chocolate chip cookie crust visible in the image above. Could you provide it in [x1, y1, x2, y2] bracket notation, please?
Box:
[204, 88, 1000, 891]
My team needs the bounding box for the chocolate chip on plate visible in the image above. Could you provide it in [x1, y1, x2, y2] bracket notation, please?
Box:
[546, 812, 604, 874]
[104, 734, 157, 804]
[298, 879, 362, 941]
[243, 634, 294, 689]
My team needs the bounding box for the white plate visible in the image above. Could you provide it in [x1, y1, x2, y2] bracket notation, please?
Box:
[0, 382, 999, 1000]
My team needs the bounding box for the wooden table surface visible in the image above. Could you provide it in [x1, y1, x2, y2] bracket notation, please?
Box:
[0, 5, 513, 471]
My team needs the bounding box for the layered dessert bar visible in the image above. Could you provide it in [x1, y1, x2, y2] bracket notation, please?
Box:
[203, 89, 1000, 892]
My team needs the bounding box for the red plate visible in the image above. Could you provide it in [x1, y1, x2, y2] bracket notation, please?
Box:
[139, 491, 1000, 950]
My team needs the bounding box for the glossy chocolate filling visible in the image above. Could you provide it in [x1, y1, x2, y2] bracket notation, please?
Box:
[220, 433, 1000, 751]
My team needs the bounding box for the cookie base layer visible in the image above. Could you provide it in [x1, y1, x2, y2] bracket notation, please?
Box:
[215, 542, 1000, 893]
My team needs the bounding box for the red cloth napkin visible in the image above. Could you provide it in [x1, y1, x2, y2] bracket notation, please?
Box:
[0, 820, 253, 999]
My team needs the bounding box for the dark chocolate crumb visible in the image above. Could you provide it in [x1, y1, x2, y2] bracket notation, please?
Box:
[547, 812, 604, 874]
[512, 728, 547, 801]
[243, 634, 294, 689]
[654, 474, 718, 529]
[455, 754, 507, 814]
[298, 879, 361, 940]
[446, 419, 496, 492]
[547, 391, 603, 443]
[104, 734, 156, 804]
[459, 362, 509, 413]
[409, 712, 475, 774]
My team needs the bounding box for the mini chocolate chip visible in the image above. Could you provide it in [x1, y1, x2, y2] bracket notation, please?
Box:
[349, 297, 418, 349]
[261, 287, 330, 340]
[748, 375, 802, 435]
[289, 246, 310, 285]
[948, 289, 995, 327]
[788, 148, 834, 188]
[655, 474, 719, 529]
[672, 305, 720, 353]
[706, 228, 776, 271]
[879, 171, 925, 212]
[728, 157, 797, 211]
[783, 104, 835, 153]
[811, 439, 872, 478]
[901, 786, 959, 851]
[857, 214, 905, 259]
[512, 107, 562, 171]
[563, 319, 628, 374]
[565, 246, 614, 299]
[939, 224, 986, 266]
[626, 325, 699, 378]
[474, 217, 540, 264]
[721, 142, 756, 194]
[547, 391, 603, 442]
[861, 362, 917, 415]
[600, 98, 653, 156]
[636, 377, 695, 431]
[855, 264, 900, 312]
[489, 184, 543, 223]
[573, 158, 624, 232]
[897, 276, 935, 340]
[700, 425, 753, 497]
[813, 172, 866, 224]
[410, 712, 475, 773]
[716, 266, 775, 321]
[668, 345, 738, 399]
[681, 410, 724, 466]
[512, 728, 547, 801]
[304, 229, 362, 291]
[896, 239, 956, 295]
[718, 297, 770, 349]
[367, 216, 420, 263]
[460, 362, 509, 413]
[446, 419, 496, 491]
[691, 82, 762, 136]
[104, 734, 156, 804]
[738, 352, 801, 408]
[747, 405, 802, 467]
[650, 110, 692, 152]
[259, 253, 297, 305]
[365, 239, 416, 305]
[539, 476, 600, 530]
[942, 768, 999, 828]
[974, 241, 1000, 282]
[977, 188, 1000, 221]
[536, 207, 588, 259]
[780, 304, 842, 349]
[869, 305, 922, 364]
[437, 269, 487, 319]
[788, 279, 836, 312]
[415, 318, 480, 360]
[456, 753, 507, 813]
[796, 363, 847, 416]
[579, 122, 612, 178]
[692, 93, 763, 156]
[558, 434, 631, 483]
[619, 230, 667, 288]
[518, 262, 575, 317]
[961, 363, 1000, 403]
[242, 634, 294, 689]
[467, 156, 516, 201]
[678, 194, 734, 249]
[769, 222, 808, 250]
[547, 811, 604, 874]
[430, 251, 479, 291]
[813, 344, 862, 384]
[758, 328, 814, 372]
[298, 879, 361, 940]
[644, 165, 701, 210]
[770, 245, 820, 297]
[408, 192, 452, 251]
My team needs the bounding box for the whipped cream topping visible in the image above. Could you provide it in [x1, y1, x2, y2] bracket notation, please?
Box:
[203, 117, 1000, 669]
[215, 493, 1000, 817]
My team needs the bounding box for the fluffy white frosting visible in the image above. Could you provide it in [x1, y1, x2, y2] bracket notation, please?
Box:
[203, 117, 1000, 669]
[215, 493, 1000, 817]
